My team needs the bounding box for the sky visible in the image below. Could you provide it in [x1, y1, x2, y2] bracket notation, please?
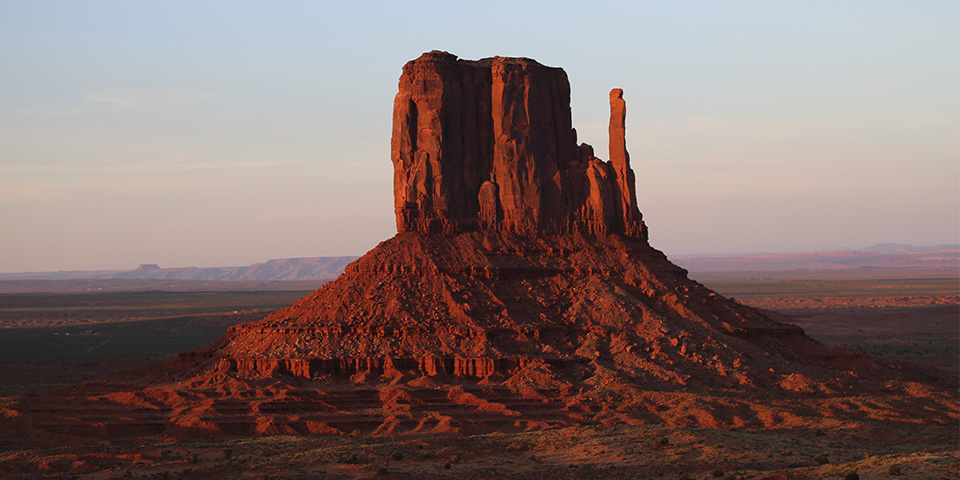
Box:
[1, 1, 957, 273]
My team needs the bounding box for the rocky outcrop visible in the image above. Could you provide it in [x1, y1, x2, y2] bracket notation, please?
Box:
[608, 88, 643, 235]
[219, 230, 877, 390]
[8, 52, 954, 440]
[392, 51, 645, 238]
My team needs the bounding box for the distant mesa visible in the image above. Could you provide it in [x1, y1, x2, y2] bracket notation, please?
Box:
[107, 257, 358, 281]
[1, 245, 955, 281]
[671, 245, 960, 272]
[8, 51, 955, 438]
[0, 257, 360, 281]
[859, 242, 960, 253]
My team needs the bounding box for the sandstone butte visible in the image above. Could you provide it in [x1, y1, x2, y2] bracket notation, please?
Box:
[4, 51, 955, 439]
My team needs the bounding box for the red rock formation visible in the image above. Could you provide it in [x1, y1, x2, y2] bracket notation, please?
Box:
[7, 52, 955, 439]
[392, 51, 646, 238]
[608, 88, 644, 237]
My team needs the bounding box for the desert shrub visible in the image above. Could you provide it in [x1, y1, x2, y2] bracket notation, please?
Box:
[341, 453, 359, 464]
[844, 473, 860, 480]
[814, 454, 830, 465]
[223, 448, 233, 459]
[710, 469, 724, 477]
[443, 462, 452, 470]
[451, 454, 461, 464]
[653, 437, 669, 448]
[349, 429, 362, 438]
[377, 465, 389, 476]
[887, 464, 902, 476]
[391, 451, 404, 461]
[185, 453, 197, 464]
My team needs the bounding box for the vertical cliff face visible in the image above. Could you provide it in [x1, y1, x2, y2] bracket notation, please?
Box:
[391, 51, 645, 238]
[608, 88, 644, 236]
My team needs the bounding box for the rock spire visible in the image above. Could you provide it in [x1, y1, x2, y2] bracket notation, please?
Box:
[391, 51, 645, 238]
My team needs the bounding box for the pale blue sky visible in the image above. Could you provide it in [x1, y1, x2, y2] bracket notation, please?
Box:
[1, 1, 957, 272]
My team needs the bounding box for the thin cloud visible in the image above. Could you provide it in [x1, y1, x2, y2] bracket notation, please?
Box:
[0, 163, 314, 204]
[124, 158, 300, 171]
[0, 158, 300, 174]
[83, 89, 221, 112]
[685, 115, 728, 135]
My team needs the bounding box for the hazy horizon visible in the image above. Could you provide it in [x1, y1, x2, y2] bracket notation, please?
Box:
[2, 1, 958, 272]
[4, 242, 959, 276]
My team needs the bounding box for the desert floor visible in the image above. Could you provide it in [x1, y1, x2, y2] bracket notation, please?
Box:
[0, 270, 956, 479]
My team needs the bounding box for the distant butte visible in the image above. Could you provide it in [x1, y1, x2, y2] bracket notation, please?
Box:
[7, 51, 955, 438]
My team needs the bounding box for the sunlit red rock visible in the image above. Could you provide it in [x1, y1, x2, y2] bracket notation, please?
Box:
[392, 51, 645, 238]
[6, 51, 955, 439]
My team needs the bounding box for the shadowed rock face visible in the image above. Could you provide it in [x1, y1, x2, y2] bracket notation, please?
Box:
[392, 51, 644, 238]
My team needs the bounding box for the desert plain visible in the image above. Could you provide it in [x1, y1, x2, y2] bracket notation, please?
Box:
[0, 266, 956, 480]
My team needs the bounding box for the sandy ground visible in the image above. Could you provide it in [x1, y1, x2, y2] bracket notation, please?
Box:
[1, 423, 956, 479]
[1, 276, 957, 479]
